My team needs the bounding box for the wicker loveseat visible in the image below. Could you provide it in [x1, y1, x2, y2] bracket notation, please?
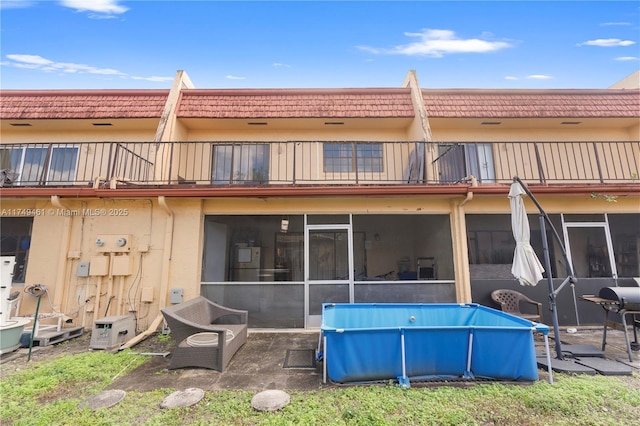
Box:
[161, 296, 248, 371]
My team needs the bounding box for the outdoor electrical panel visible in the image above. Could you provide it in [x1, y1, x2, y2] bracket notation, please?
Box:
[77, 262, 90, 277]
[89, 256, 109, 276]
[141, 287, 154, 303]
[111, 255, 132, 276]
[170, 288, 183, 304]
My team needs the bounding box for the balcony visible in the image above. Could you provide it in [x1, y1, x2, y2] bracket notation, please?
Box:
[1, 141, 638, 188]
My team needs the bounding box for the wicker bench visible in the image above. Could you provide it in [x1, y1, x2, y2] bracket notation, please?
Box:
[161, 296, 248, 371]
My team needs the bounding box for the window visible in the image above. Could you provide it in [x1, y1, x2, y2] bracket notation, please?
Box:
[323, 143, 383, 173]
[437, 143, 494, 183]
[0, 145, 79, 185]
[212, 144, 269, 184]
[0, 217, 32, 283]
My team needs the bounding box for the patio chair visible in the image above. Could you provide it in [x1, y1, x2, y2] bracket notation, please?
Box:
[491, 289, 544, 323]
[161, 296, 248, 371]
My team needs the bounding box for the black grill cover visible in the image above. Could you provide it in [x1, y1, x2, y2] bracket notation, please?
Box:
[599, 287, 640, 311]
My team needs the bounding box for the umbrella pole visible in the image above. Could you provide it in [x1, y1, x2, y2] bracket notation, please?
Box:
[540, 215, 563, 360]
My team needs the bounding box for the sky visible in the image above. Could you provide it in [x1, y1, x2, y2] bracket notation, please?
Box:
[0, 0, 638, 90]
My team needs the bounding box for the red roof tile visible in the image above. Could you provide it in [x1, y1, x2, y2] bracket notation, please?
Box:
[1, 87, 638, 121]
[422, 89, 640, 118]
[0, 90, 169, 120]
[176, 88, 415, 118]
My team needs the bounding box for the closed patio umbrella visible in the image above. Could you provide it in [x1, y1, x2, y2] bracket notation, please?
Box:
[509, 182, 545, 286]
[511, 177, 580, 366]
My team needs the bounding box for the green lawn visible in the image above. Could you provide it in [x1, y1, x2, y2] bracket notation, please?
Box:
[1, 349, 638, 425]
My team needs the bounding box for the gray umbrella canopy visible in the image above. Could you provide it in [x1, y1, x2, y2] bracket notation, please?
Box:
[509, 183, 545, 286]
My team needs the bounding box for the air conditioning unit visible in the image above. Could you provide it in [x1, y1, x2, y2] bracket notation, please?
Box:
[90, 315, 136, 350]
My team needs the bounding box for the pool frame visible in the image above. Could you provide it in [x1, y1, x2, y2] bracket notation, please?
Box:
[320, 303, 551, 387]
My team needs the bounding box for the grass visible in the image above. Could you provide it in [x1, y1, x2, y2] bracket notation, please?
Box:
[1, 350, 638, 425]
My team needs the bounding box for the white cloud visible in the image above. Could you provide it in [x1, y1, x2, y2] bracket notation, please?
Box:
[526, 75, 553, 80]
[578, 38, 636, 47]
[600, 22, 631, 26]
[615, 56, 640, 61]
[226, 75, 246, 80]
[5, 55, 127, 76]
[6, 54, 53, 65]
[272, 63, 291, 68]
[0, 1, 35, 9]
[358, 29, 511, 58]
[60, 0, 128, 14]
[87, 13, 120, 20]
[131, 76, 174, 82]
[2, 54, 172, 82]
[504, 76, 518, 80]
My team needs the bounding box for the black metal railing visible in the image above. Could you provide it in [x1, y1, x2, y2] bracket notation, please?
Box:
[1, 141, 638, 187]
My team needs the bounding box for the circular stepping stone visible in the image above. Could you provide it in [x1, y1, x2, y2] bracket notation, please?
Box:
[251, 390, 290, 412]
[160, 388, 205, 409]
[79, 389, 126, 410]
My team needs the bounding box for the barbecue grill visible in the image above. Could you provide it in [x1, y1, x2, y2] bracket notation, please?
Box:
[598, 287, 640, 311]
[582, 287, 640, 362]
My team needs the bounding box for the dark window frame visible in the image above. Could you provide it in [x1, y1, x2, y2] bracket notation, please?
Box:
[323, 142, 383, 173]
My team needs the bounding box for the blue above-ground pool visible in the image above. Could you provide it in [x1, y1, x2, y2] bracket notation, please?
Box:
[320, 303, 550, 387]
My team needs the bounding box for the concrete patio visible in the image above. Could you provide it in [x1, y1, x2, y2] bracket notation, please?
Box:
[110, 326, 639, 391]
[109, 330, 324, 392]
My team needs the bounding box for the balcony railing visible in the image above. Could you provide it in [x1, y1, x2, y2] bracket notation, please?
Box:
[1, 141, 638, 188]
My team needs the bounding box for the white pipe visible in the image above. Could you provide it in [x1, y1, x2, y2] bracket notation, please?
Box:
[117, 275, 126, 316]
[104, 252, 116, 317]
[50, 196, 73, 313]
[92, 276, 103, 326]
[459, 175, 477, 207]
[92, 176, 105, 189]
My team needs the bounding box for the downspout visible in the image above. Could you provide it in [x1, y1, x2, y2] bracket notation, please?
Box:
[158, 195, 175, 308]
[50, 196, 73, 313]
[460, 175, 478, 207]
[452, 176, 478, 303]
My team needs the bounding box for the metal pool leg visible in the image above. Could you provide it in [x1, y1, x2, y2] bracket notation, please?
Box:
[465, 330, 474, 379]
[397, 329, 410, 388]
[322, 336, 327, 384]
[543, 334, 553, 384]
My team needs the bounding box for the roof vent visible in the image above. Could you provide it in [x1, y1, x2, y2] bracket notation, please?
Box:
[324, 122, 344, 125]
[561, 121, 582, 125]
[248, 122, 268, 126]
[92, 123, 113, 126]
[10, 123, 32, 127]
[481, 121, 501, 125]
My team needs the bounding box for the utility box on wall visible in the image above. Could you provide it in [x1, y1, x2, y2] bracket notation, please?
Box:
[90, 315, 136, 350]
[111, 255, 132, 276]
[170, 288, 183, 304]
[89, 256, 109, 276]
[77, 262, 90, 277]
